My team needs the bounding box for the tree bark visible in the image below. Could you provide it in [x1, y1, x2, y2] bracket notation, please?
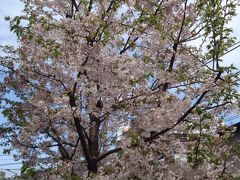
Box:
[88, 159, 98, 174]
[88, 113, 100, 174]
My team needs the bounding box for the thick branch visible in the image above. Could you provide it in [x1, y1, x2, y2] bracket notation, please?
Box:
[47, 132, 71, 160]
[68, 93, 91, 163]
[72, 0, 79, 12]
[144, 91, 208, 142]
[97, 147, 122, 162]
[98, 91, 209, 161]
[87, 0, 93, 15]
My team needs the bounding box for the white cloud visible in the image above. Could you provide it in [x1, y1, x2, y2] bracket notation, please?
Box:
[0, 0, 24, 46]
[222, 6, 240, 68]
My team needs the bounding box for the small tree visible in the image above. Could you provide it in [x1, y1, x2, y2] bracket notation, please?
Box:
[1, 0, 240, 178]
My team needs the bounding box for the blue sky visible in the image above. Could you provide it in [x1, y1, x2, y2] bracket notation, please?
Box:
[221, 7, 240, 67]
[0, 0, 24, 177]
[0, 0, 240, 177]
[0, 0, 23, 45]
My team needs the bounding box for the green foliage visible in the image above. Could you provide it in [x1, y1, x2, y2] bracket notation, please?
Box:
[20, 165, 38, 178]
[127, 130, 140, 144]
[104, 166, 114, 175]
[10, 16, 24, 38]
[199, 0, 239, 61]
[1, 0, 240, 179]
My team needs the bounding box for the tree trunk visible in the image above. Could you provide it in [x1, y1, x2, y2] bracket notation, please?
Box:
[88, 113, 100, 175]
[88, 159, 98, 174]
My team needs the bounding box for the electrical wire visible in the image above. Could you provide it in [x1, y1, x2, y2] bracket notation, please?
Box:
[220, 41, 240, 57]
[0, 162, 22, 167]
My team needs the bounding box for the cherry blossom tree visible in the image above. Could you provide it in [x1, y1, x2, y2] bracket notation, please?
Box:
[1, 0, 240, 179]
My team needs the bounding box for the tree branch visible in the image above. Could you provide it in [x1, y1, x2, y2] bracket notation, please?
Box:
[72, 0, 79, 12]
[144, 90, 208, 142]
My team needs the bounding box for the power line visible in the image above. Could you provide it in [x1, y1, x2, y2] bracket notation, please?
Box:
[0, 169, 20, 176]
[220, 42, 240, 57]
[0, 162, 22, 166]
